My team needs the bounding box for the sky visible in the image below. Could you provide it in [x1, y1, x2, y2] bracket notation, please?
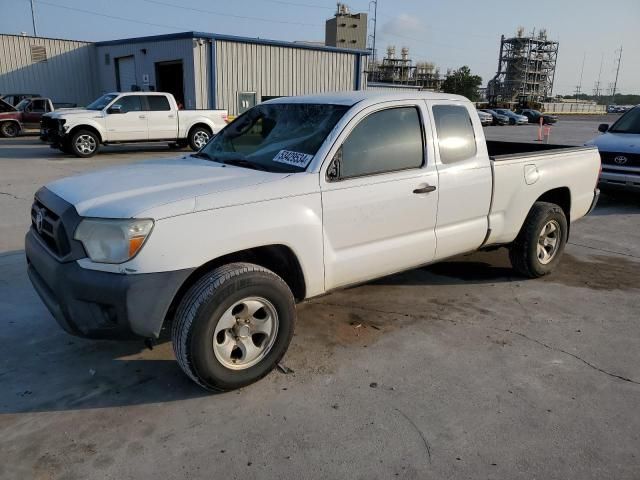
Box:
[2, 0, 639, 95]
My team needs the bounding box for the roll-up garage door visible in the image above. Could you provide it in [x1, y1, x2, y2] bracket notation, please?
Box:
[116, 56, 137, 92]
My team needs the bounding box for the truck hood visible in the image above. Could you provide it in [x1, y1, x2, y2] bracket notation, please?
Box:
[586, 132, 640, 154]
[46, 156, 291, 219]
[45, 109, 97, 119]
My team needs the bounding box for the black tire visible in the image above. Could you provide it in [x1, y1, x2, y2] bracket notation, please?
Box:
[509, 118, 516, 125]
[0, 122, 19, 138]
[70, 129, 99, 158]
[509, 202, 568, 278]
[172, 263, 296, 391]
[188, 126, 211, 151]
[59, 139, 73, 155]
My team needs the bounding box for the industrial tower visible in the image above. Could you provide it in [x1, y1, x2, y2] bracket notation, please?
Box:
[487, 28, 559, 105]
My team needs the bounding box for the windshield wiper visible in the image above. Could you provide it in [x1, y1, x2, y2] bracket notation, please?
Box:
[191, 151, 220, 162]
[222, 158, 269, 171]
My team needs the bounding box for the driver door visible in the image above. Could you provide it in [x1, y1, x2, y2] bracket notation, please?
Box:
[320, 101, 439, 290]
[105, 95, 148, 142]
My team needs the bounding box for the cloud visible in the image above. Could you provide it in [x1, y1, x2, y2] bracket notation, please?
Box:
[380, 13, 424, 38]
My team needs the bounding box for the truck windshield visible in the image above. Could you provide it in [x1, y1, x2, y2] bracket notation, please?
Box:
[15, 99, 30, 111]
[86, 94, 118, 111]
[201, 103, 350, 173]
[609, 107, 640, 134]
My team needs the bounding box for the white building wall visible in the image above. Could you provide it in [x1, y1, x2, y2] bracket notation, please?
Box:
[0, 34, 97, 105]
[214, 40, 363, 115]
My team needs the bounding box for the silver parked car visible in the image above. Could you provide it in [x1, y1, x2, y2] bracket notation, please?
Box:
[494, 108, 529, 125]
[477, 110, 493, 126]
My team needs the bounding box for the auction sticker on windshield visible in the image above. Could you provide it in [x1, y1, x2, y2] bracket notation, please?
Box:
[273, 150, 314, 168]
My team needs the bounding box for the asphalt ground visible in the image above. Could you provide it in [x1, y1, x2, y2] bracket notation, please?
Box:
[0, 119, 638, 479]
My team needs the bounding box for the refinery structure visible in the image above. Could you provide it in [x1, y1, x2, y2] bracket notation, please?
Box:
[487, 28, 559, 105]
[366, 46, 444, 91]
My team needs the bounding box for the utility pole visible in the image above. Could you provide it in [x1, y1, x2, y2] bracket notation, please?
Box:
[611, 46, 623, 105]
[30, 0, 37, 36]
[574, 52, 585, 102]
[593, 53, 604, 99]
[368, 0, 378, 64]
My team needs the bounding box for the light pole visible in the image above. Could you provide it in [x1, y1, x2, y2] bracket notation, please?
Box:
[368, 0, 377, 64]
[30, 0, 38, 36]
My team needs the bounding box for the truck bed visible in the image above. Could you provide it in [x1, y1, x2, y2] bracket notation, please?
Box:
[487, 140, 591, 160]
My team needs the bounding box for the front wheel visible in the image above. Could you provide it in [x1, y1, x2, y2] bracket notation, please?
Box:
[172, 263, 296, 391]
[0, 122, 19, 138]
[188, 126, 211, 151]
[70, 130, 99, 158]
[509, 202, 568, 278]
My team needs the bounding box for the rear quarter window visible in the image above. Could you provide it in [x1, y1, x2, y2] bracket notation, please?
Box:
[432, 105, 477, 164]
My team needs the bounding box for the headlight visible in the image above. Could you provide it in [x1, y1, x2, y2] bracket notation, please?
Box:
[74, 218, 154, 264]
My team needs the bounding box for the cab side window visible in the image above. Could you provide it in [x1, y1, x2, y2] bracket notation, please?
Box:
[146, 95, 171, 111]
[111, 96, 142, 113]
[339, 107, 424, 179]
[432, 105, 477, 164]
[30, 100, 48, 112]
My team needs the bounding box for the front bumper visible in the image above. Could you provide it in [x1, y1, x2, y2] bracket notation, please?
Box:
[25, 229, 193, 339]
[599, 170, 640, 192]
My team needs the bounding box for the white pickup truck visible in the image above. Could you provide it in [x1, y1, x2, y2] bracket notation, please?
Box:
[26, 91, 600, 391]
[40, 92, 227, 157]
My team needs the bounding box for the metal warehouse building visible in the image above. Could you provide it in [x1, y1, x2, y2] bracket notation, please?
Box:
[0, 34, 97, 105]
[1, 31, 368, 115]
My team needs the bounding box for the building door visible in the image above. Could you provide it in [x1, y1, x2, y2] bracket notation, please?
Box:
[155, 61, 184, 107]
[115, 56, 137, 92]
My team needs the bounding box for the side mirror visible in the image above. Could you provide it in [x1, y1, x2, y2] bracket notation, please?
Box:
[598, 123, 609, 133]
[108, 105, 123, 114]
[326, 147, 342, 181]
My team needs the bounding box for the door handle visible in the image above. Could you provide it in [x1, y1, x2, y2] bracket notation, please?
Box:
[168, 114, 175, 118]
[413, 185, 437, 194]
[139, 115, 146, 119]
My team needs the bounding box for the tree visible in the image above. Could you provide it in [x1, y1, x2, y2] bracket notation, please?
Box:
[441, 66, 482, 101]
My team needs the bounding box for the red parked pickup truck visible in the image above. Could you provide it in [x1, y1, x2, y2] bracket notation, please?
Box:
[0, 97, 75, 138]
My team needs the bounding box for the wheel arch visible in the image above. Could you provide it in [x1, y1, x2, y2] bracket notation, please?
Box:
[188, 122, 213, 137]
[68, 124, 103, 143]
[162, 244, 307, 333]
[0, 119, 22, 134]
[536, 186, 571, 225]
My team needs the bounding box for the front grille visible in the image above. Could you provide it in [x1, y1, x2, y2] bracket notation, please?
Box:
[31, 198, 71, 257]
[40, 117, 63, 142]
[599, 151, 640, 168]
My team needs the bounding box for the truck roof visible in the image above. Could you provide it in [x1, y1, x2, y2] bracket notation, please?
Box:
[263, 90, 471, 106]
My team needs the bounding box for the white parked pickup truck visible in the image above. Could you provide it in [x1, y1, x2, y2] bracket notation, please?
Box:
[26, 91, 600, 391]
[40, 92, 227, 157]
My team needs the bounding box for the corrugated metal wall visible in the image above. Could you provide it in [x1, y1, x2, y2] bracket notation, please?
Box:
[95, 38, 198, 108]
[192, 38, 210, 109]
[0, 34, 97, 105]
[214, 40, 361, 115]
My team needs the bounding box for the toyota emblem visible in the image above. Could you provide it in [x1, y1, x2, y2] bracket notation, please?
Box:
[614, 156, 628, 165]
[35, 209, 44, 234]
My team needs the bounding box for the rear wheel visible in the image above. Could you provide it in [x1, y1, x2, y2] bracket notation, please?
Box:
[0, 122, 19, 138]
[70, 130, 99, 158]
[172, 263, 296, 391]
[509, 202, 568, 278]
[188, 126, 211, 151]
